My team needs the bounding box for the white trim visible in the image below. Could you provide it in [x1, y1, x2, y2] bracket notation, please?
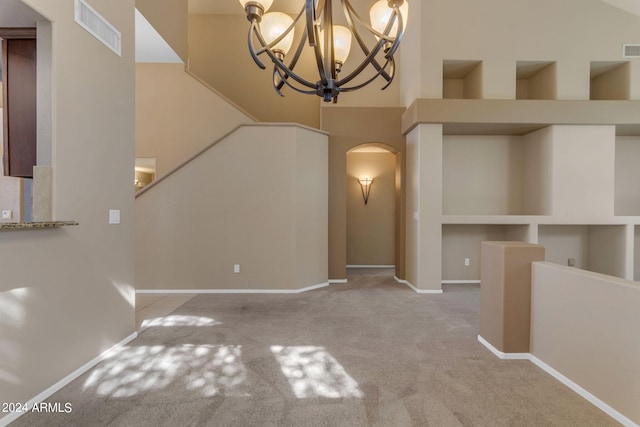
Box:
[135, 282, 330, 294]
[394, 276, 443, 294]
[346, 265, 395, 268]
[529, 356, 639, 427]
[329, 279, 348, 284]
[476, 336, 638, 427]
[442, 280, 481, 284]
[0, 332, 137, 427]
[477, 335, 530, 360]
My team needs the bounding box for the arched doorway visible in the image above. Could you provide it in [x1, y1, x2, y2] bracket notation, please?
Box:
[346, 143, 400, 273]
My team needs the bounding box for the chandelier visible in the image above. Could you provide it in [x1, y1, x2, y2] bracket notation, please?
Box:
[239, 0, 408, 103]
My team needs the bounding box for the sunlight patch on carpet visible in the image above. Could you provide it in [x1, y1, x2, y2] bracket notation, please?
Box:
[271, 345, 364, 399]
[83, 344, 248, 397]
[141, 314, 222, 328]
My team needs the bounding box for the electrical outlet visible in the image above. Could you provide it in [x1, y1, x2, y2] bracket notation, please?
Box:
[109, 209, 120, 224]
[464, 258, 470, 266]
[1, 210, 12, 220]
[234, 264, 240, 273]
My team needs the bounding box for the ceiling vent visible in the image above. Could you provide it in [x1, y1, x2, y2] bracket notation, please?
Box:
[622, 44, 640, 58]
[74, 0, 121, 56]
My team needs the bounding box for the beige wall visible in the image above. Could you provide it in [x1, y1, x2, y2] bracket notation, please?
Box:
[188, 14, 320, 128]
[615, 136, 640, 215]
[531, 262, 640, 425]
[346, 151, 396, 266]
[402, 0, 640, 103]
[136, 125, 328, 291]
[0, 0, 135, 410]
[135, 0, 188, 62]
[321, 107, 405, 280]
[136, 63, 253, 176]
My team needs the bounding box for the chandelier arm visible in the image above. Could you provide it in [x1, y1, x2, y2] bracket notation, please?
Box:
[336, 38, 387, 86]
[308, 2, 331, 87]
[248, 21, 267, 70]
[383, 10, 405, 59]
[340, 0, 392, 81]
[306, 0, 321, 47]
[273, 66, 319, 95]
[267, 51, 318, 89]
[275, 30, 309, 92]
[252, 26, 317, 89]
[339, 57, 395, 92]
[324, 0, 338, 82]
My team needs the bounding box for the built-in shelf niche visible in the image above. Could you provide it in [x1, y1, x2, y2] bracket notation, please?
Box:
[442, 132, 551, 215]
[442, 224, 531, 281]
[538, 224, 627, 279]
[615, 136, 640, 216]
[443, 60, 482, 99]
[516, 61, 557, 99]
[590, 61, 630, 100]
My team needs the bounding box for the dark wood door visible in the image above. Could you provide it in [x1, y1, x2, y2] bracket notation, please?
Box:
[2, 37, 37, 178]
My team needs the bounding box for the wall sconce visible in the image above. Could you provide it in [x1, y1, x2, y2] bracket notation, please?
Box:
[358, 178, 374, 205]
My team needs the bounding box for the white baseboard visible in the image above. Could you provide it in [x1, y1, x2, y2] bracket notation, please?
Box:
[477, 335, 530, 360]
[477, 335, 638, 427]
[329, 279, 348, 284]
[529, 356, 638, 427]
[393, 276, 443, 294]
[442, 280, 481, 284]
[136, 282, 329, 294]
[0, 332, 137, 427]
[346, 265, 395, 268]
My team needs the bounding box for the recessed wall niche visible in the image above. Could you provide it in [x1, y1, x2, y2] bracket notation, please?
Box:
[590, 61, 630, 100]
[516, 61, 557, 99]
[442, 60, 482, 99]
[538, 224, 627, 279]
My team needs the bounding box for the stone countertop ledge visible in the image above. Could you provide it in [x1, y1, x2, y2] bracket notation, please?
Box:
[0, 221, 79, 231]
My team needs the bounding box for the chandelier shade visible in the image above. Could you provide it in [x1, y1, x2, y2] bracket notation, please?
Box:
[240, 0, 408, 103]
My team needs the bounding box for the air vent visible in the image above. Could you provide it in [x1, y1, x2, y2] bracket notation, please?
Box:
[622, 44, 640, 58]
[74, 0, 121, 56]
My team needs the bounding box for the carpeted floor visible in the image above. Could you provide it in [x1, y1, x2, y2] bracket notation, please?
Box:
[12, 269, 619, 426]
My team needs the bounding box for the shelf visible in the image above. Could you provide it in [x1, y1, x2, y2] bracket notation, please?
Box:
[402, 99, 640, 136]
[0, 221, 79, 231]
[442, 215, 640, 225]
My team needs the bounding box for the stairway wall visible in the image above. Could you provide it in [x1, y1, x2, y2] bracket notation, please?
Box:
[136, 124, 328, 291]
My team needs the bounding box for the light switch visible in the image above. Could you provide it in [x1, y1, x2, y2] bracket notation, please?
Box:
[1, 210, 12, 220]
[464, 258, 470, 266]
[109, 209, 120, 224]
[234, 264, 240, 273]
